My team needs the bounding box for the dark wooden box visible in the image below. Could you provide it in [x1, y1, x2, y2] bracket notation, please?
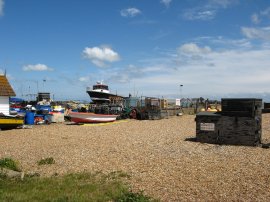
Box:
[195, 99, 262, 146]
[196, 112, 222, 144]
[264, 102, 270, 109]
[221, 98, 262, 117]
[218, 116, 261, 146]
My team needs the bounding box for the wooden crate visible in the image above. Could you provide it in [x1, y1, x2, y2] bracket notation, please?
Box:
[263, 102, 270, 113]
[147, 109, 169, 120]
[264, 102, 270, 109]
[195, 98, 262, 146]
[196, 112, 222, 144]
[218, 116, 261, 146]
[160, 99, 168, 109]
[221, 98, 262, 117]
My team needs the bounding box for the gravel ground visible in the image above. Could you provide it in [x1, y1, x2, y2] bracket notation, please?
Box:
[1, 114, 270, 201]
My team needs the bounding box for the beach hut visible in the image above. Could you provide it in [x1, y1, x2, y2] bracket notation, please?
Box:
[0, 74, 16, 115]
[0, 74, 24, 129]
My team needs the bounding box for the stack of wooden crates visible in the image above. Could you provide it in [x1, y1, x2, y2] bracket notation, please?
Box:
[196, 98, 262, 146]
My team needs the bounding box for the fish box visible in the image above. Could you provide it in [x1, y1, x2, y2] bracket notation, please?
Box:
[219, 116, 261, 146]
[264, 102, 270, 109]
[195, 99, 262, 146]
[160, 99, 168, 109]
[51, 113, 65, 123]
[263, 102, 270, 113]
[196, 112, 222, 144]
[221, 98, 262, 117]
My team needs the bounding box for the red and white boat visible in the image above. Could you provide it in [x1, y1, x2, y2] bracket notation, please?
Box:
[68, 112, 118, 123]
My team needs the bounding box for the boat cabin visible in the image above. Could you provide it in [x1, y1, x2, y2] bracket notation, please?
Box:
[93, 83, 109, 91]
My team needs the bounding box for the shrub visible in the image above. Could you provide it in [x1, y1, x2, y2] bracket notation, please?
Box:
[0, 158, 21, 171]
[115, 191, 155, 202]
[37, 157, 55, 165]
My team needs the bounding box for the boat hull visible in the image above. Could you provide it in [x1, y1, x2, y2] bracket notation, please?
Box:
[87, 91, 110, 102]
[0, 115, 24, 129]
[69, 112, 118, 123]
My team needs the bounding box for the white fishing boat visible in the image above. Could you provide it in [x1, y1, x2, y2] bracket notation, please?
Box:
[86, 81, 111, 103]
[68, 112, 118, 123]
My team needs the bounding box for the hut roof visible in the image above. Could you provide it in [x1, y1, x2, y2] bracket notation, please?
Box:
[0, 75, 16, 96]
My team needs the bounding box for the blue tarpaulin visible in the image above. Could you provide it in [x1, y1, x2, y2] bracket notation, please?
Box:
[10, 97, 24, 102]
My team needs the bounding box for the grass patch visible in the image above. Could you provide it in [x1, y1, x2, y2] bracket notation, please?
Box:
[0, 172, 157, 201]
[0, 158, 21, 171]
[37, 157, 55, 165]
[116, 191, 154, 202]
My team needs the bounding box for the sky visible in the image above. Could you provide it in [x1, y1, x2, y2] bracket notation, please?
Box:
[1, 0, 270, 101]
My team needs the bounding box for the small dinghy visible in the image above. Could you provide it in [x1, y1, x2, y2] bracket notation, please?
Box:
[68, 112, 118, 123]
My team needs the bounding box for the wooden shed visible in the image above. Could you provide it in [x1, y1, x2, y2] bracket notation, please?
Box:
[0, 74, 16, 115]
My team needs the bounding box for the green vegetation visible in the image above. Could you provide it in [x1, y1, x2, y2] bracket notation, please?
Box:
[37, 157, 56, 165]
[0, 158, 21, 171]
[0, 172, 157, 202]
[115, 191, 153, 202]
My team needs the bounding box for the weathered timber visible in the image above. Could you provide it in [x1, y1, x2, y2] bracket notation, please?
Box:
[221, 98, 262, 117]
[219, 116, 261, 146]
[196, 112, 222, 144]
[196, 98, 262, 146]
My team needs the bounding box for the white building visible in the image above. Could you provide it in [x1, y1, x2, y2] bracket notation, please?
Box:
[0, 74, 16, 115]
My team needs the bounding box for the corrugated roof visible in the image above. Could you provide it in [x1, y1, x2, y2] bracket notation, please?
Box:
[0, 75, 16, 96]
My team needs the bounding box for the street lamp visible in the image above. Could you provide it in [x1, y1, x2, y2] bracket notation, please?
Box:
[43, 79, 46, 92]
[180, 84, 183, 99]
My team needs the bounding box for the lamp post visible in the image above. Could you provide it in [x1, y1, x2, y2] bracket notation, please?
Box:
[178, 84, 183, 107]
[43, 79, 46, 92]
[179, 84, 183, 100]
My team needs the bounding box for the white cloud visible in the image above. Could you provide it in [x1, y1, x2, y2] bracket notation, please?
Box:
[120, 8, 141, 17]
[0, 0, 4, 16]
[250, 7, 270, 25]
[208, 0, 236, 9]
[183, 8, 216, 21]
[160, 0, 172, 8]
[251, 13, 260, 24]
[260, 7, 270, 16]
[182, 0, 236, 21]
[145, 49, 270, 97]
[195, 36, 253, 50]
[22, 64, 54, 71]
[242, 27, 270, 40]
[178, 43, 211, 55]
[78, 76, 90, 82]
[100, 40, 270, 99]
[83, 46, 120, 67]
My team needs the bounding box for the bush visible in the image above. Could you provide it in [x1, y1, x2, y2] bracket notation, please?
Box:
[0, 158, 21, 171]
[115, 191, 155, 202]
[37, 157, 55, 165]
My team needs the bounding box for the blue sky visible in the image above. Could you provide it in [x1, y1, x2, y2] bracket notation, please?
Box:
[1, 0, 270, 101]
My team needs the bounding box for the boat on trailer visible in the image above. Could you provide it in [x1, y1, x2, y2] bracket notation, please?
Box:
[68, 112, 118, 123]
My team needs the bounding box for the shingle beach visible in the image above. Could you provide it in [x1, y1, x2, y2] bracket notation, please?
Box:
[1, 114, 270, 201]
